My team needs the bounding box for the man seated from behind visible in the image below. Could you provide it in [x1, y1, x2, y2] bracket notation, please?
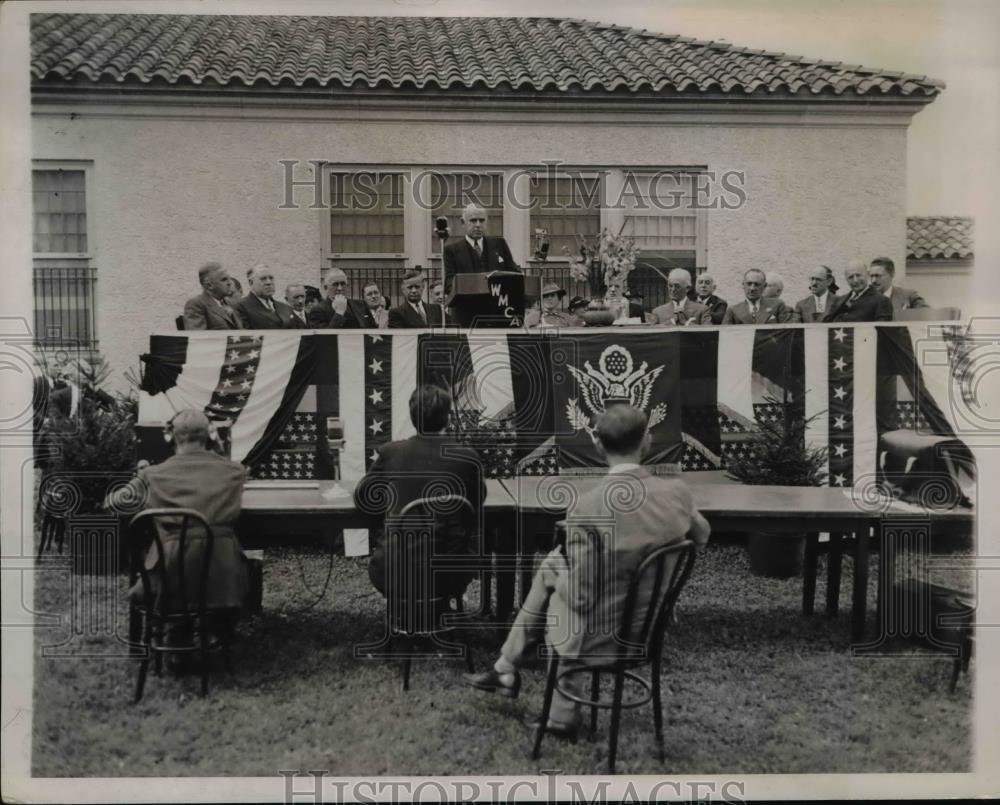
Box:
[106, 410, 249, 639]
[463, 404, 710, 736]
[354, 384, 485, 603]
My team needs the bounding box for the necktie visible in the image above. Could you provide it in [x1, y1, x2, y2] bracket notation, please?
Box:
[750, 303, 758, 323]
[474, 239, 483, 257]
[416, 304, 427, 325]
[815, 296, 824, 314]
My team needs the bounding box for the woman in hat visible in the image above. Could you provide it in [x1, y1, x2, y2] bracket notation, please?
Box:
[525, 281, 575, 328]
[566, 295, 590, 326]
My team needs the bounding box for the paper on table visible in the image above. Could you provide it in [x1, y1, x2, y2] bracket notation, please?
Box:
[344, 529, 370, 557]
[321, 483, 351, 501]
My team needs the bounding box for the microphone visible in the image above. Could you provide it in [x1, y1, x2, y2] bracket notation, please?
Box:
[434, 216, 450, 241]
[534, 228, 550, 262]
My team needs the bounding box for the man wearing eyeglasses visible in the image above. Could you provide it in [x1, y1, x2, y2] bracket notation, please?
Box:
[307, 268, 370, 328]
[442, 203, 520, 296]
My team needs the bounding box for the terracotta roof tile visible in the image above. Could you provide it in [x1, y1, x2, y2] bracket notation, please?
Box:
[907, 216, 974, 260]
[30, 13, 944, 99]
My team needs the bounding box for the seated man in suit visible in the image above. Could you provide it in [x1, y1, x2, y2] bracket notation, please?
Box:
[525, 282, 575, 328]
[234, 264, 293, 329]
[354, 384, 486, 602]
[722, 269, 794, 324]
[106, 409, 249, 629]
[464, 404, 710, 735]
[443, 202, 519, 296]
[824, 261, 894, 322]
[307, 268, 372, 328]
[362, 282, 390, 329]
[183, 262, 242, 330]
[389, 269, 445, 328]
[794, 266, 840, 322]
[283, 283, 310, 328]
[649, 269, 712, 326]
[762, 272, 788, 304]
[868, 256, 928, 312]
[690, 272, 728, 325]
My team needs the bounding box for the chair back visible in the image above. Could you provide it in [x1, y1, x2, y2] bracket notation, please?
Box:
[384, 495, 475, 634]
[175, 315, 186, 330]
[896, 307, 961, 321]
[614, 540, 696, 664]
[129, 508, 215, 620]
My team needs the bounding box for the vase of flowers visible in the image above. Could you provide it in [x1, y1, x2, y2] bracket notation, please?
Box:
[563, 226, 639, 325]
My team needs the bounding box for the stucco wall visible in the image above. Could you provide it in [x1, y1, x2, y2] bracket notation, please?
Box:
[33, 105, 911, 388]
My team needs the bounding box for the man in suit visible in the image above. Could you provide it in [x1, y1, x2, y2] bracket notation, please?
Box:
[354, 384, 486, 601]
[389, 269, 445, 328]
[824, 261, 894, 322]
[763, 272, 787, 303]
[442, 203, 519, 295]
[525, 281, 575, 328]
[722, 269, 794, 324]
[649, 269, 712, 326]
[182, 262, 242, 330]
[464, 404, 710, 734]
[868, 256, 929, 312]
[429, 280, 445, 305]
[307, 268, 371, 328]
[690, 272, 728, 325]
[283, 283, 310, 328]
[362, 282, 390, 329]
[106, 409, 248, 616]
[793, 266, 840, 322]
[234, 264, 293, 329]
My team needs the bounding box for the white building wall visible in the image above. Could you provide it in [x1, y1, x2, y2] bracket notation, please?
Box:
[32, 103, 913, 388]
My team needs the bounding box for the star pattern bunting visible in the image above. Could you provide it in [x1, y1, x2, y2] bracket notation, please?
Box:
[365, 334, 393, 470]
[205, 334, 263, 425]
[828, 326, 854, 486]
[251, 412, 319, 480]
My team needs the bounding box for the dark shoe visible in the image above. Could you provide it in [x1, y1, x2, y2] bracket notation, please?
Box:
[532, 718, 579, 743]
[463, 668, 521, 699]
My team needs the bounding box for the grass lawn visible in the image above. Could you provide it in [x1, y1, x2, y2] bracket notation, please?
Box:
[31, 537, 972, 777]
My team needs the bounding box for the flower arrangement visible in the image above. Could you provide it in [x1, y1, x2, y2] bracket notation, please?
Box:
[562, 226, 639, 298]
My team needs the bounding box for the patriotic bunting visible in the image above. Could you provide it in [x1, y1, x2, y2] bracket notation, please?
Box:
[137, 325, 974, 492]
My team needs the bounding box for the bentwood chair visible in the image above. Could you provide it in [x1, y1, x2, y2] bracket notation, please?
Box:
[359, 495, 477, 691]
[128, 508, 234, 702]
[531, 540, 697, 773]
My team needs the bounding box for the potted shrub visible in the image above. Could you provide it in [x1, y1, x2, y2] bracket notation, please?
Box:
[724, 394, 829, 578]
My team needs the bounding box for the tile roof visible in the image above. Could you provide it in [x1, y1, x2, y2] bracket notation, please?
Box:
[907, 216, 974, 260]
[30, 13, 944, 99]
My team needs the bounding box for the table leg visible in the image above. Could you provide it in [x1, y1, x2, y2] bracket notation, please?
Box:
[802, 532, 819, 617]
[826, 532, 844, 617]
[851, 521, 872, 644]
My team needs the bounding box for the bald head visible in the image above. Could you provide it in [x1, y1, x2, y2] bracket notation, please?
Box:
[694, 273, 716, 299]
[844, 260, 869, 294]
[763, 273, 784, 299]
[171, 409, 210, 447]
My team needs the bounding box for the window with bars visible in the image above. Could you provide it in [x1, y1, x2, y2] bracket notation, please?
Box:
[429, 173, 504, 254]
[328, 172, 405, 255]
[33, 169, 88, 254]
[32, 166, 97, 347]
[529, 175, 601, 259]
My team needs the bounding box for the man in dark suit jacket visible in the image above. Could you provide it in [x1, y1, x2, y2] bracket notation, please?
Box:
[388, 269, 445, 328]
[282, 283, 310, 328]
[442, 203, 519, 296]
[464, 404, 710, 732]
[793, 266, 841, 322]
[183, 262, 242, 330]
[689, 272, 728, 325]
[722, 269, 794, 324]
[307, 268, 372, 328]
[868, 256, 929, 313]
[234, 264, 293, 329]
[824, 261, 894, 322]
[354, 385, 485, 600]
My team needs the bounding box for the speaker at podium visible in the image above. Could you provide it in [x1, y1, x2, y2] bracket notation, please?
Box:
[447, 272, 542, 328]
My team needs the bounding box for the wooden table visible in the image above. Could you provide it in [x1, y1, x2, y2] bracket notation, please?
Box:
[239, 476, 973, 643]
[499, 476, 974, 643]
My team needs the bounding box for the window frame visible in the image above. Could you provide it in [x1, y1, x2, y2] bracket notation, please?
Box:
[322, 167, 407, 260]
[31, 160, 96, 259]
[526, 169, 606, 265]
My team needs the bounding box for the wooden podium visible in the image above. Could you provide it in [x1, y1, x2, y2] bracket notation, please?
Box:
[447, 272, 541, 328]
